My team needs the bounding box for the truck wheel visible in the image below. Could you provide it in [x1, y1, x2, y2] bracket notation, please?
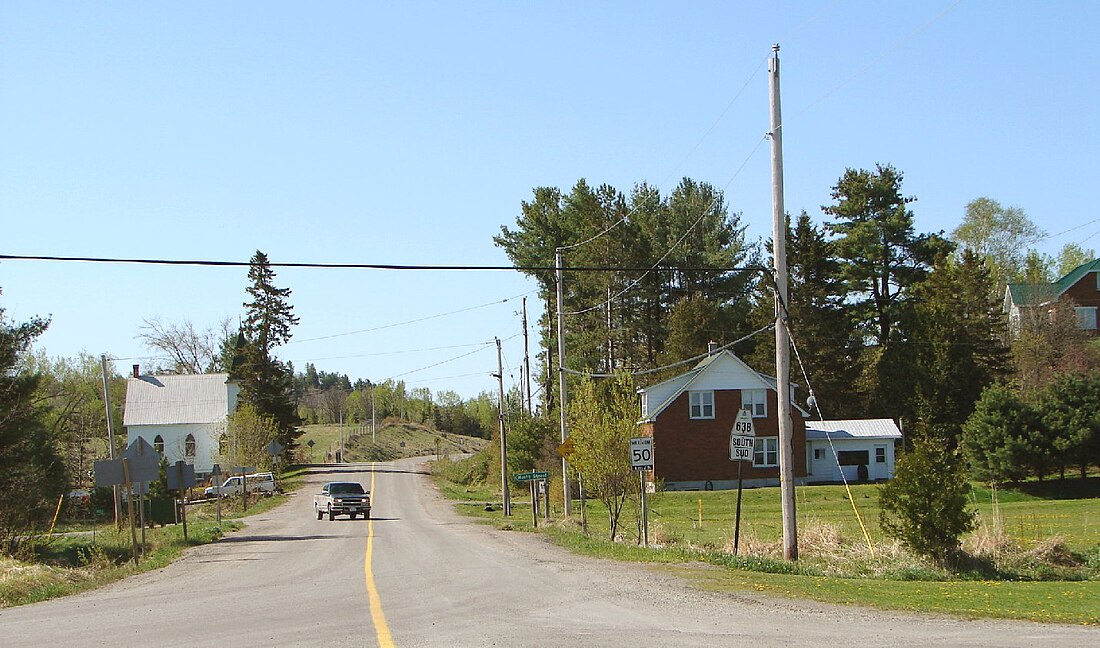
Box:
[364, 511, 371, 520]
[328, 508, 335, 521]
[316, 508, 323, 520]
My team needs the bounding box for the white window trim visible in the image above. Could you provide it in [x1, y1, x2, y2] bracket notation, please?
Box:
[753, 436, 779, 467]
[689, 390, 715, 419]
[741, 388, 767, 418]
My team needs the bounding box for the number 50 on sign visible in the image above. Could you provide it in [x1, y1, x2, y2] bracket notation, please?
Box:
[630, 437, 653, 471]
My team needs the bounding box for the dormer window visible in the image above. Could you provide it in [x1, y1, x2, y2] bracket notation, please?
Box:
[689, 391, 714, 419]
[741, 389, 767, 417]
[153, 435, 164, 455]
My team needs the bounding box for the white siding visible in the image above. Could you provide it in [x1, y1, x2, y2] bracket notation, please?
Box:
[805, 438, 896, 483]
[127, 421, 225, 474]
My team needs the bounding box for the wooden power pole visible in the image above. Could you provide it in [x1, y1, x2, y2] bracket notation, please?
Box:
[495, 338, 511, 516]
[556, 248, 572, 517]
[770, 43, 798, 561]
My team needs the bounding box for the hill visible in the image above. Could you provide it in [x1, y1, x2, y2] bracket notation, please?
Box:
[296, 420, 488, 464]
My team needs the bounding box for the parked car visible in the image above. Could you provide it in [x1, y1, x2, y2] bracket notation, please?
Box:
[314, 481, 371, 520]
[204, 472, 276, 498]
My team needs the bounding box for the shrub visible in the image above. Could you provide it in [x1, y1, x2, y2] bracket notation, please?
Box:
[879, 437, 975, 566]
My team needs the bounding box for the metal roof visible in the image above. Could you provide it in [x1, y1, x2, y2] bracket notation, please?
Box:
[805, 419, 902, 440]
[1006, 258, 1100, 307]
[123, 373, 235, 426]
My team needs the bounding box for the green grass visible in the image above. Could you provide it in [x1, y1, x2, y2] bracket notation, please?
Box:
[432, 467, 1100, 625]
[1, 519, 241, 608]
[675, 565, 1098, 625]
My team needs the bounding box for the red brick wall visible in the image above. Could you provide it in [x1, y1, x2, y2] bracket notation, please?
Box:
[649, 389, 806, 483]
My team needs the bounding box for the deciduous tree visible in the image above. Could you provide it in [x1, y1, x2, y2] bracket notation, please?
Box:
[567, 373, 638, 541]
[951, 197, 1043, 289]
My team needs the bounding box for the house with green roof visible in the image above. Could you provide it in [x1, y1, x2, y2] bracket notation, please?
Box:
[1004, 259, 1100, 336]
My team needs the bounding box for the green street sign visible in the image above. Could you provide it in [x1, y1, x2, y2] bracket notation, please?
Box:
[514, 471, 549, 483]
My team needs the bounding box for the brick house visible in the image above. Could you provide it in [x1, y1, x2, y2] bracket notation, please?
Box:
[1004, 258, 1100, 336]
[638, 349, 809, 490]
[638, 349, 901, 490]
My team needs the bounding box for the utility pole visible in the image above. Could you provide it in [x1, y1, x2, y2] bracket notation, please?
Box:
[770, 43, 798, 561]
[556, 248, 572, 517]
[544, 296, 554, 413]
[100, 354, 122, 528]
[494, 338, 511, 515]
[522, 296, 533, 415]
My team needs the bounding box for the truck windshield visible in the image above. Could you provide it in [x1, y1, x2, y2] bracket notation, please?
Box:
[328, 483, 365, 494]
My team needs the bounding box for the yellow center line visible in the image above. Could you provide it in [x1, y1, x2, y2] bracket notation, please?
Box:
[364, 462, 394, 647]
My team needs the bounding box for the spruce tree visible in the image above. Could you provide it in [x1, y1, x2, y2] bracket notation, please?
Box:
[234, 251, 303, 454]
[0, 306, 67, 553]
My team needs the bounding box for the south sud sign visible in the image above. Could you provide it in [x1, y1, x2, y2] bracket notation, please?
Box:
[729, 409, 756, 556]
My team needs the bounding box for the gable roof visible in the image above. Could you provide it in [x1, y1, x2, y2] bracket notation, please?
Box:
[123, 373, 236, 426]
[805, 419, 902, 440]
[639, 350, 805, 421]
[1006, 258, 1100, 308]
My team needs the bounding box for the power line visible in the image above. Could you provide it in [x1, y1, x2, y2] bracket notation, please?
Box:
[290, 292, 532, 344]
[564, 134, 771, 317]
[0, 253, 766, 274]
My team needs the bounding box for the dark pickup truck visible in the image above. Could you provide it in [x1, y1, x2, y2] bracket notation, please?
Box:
[314, 481, 371, 520]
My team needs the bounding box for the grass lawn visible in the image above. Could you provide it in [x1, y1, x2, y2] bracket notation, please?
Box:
[433, 471, 1100, 625]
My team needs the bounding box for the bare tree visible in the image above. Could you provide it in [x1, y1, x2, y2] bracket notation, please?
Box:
[137, 317, 233, 374]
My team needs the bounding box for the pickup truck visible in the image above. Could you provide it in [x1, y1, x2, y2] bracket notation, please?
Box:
[314, 481, 371, 520]
[204, 472, 276, 499]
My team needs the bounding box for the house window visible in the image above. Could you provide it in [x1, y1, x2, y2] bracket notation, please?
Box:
[875, 446, 887, 464]
[813, 448, 825, 461]
[689, 391, 714, 419]
[1075, 306, 1098, 330]
[837, 450, 870, 466]
[153, 435, 164, 455]
[753, 437, 778, 467]
[184, 434, 197, 458]
[741, 389, 767, 417]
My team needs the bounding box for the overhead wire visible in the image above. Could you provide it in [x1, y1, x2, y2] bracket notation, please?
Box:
[289, 291, 533, 344]
[564, 323, 775, 379]
[564, 134, 771, 317]
[556, 53, 770, 256]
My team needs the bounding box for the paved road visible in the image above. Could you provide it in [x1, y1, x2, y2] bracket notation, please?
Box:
[2, 459, 1096, 647]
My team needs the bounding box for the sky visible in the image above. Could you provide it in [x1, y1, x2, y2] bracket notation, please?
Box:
[3, 1, 1099, 400]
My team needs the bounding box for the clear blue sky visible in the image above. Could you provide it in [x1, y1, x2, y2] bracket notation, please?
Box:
[3, 1, 1098, 400]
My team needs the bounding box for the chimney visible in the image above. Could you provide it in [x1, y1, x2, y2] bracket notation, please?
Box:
[707, 341, 719, 355]
[132, 364, 140, 378]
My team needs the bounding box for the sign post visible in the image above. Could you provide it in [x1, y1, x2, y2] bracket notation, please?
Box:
[630, 437, 653, 547]
[730, 410, 756, 555]
[210, 464, 223, 524]
[167, 461, 196, 541]
[513, 471, 549, 528]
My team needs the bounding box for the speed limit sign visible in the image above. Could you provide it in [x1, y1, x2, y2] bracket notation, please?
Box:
[630, 437, 653, 471]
